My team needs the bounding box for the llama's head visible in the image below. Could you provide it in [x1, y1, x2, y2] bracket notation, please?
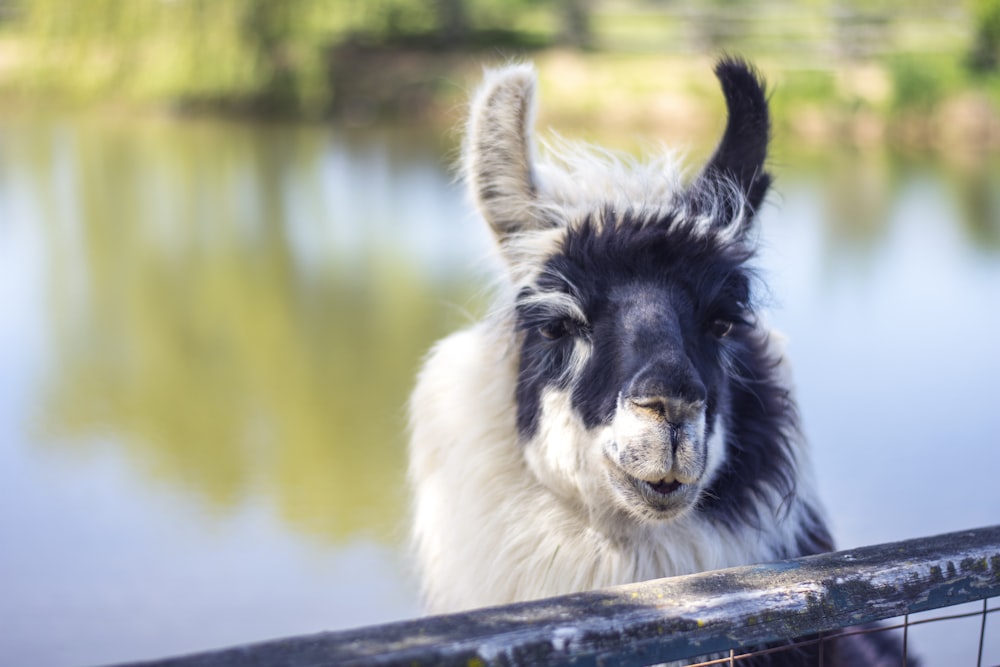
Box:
[465, 59, 777, 525]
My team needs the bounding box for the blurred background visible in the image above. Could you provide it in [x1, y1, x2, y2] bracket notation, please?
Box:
[1, 1, 999, 665]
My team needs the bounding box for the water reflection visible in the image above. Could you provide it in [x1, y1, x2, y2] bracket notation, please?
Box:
[11, 117, 484, 543]
[792, 146, 1000, 257]
[947, 156, 1000, 251]
[1, 114, 999, 666]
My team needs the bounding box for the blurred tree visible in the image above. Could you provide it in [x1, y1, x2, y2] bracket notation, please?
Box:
[434, 0, 470, 43]
[559, 0, 593, 49]
[688, 0, 744, 51]
[832, 1, 891, 60]
[242, 0, 303, 112]
[970, 0, 1000, 71]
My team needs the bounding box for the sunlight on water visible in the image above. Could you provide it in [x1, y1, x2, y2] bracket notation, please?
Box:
[0, 115, 998, 666]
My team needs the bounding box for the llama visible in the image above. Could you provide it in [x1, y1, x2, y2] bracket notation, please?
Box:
[408, 58, 905, 665]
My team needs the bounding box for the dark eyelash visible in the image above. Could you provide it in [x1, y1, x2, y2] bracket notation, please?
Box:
[539, 319, 572, 340]
[516, 303, 587, 340]
[706, 299, 752, 337]
[710, 318, 734, 338]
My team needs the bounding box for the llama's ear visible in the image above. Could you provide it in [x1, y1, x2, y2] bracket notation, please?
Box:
[687, 57, 772, 233]
[464, 64, 548, 243]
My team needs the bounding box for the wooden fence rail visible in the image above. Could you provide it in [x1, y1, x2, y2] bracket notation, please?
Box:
[119, 525, 1000, 667]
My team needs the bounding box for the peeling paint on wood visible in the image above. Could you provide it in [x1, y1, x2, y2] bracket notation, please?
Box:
[115, 525, 1000, 667]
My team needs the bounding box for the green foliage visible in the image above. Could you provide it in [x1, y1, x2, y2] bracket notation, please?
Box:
[970, 0, 1000, 70]
[888, 54, 961, 111]
[5, 0, 332, 113]
[1, 0, 566, 112]
[0, 0, 996, 124]
[780, 68, 838, 102]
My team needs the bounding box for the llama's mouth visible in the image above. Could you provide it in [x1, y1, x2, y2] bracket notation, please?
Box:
[614, 469, 698, 519]
[625, 473, 685, 500]
[603, 448, 700, 519]
[642, 478, 683, 496]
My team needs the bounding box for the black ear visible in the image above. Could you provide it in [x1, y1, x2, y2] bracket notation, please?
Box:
[689, 57, 772, 228]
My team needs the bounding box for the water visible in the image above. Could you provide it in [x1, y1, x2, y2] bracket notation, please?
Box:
[0, 115, 998, 666]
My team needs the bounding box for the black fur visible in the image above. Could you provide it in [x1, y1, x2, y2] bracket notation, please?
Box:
[517, 213, 747, 430]
[513, 208, 826, 536]
[688, 57, 773, 230]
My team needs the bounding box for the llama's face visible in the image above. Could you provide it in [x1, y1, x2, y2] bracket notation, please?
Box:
[464, 59, 772, 525]
[514, 219, 751, 521]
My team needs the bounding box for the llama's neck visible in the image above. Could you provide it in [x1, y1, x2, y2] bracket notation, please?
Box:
[408, 323, 811, 613]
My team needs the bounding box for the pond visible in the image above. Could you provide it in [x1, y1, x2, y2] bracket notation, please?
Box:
[0, 114, 998, 666]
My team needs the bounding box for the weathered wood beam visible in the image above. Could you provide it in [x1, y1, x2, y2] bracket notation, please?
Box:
[120, 525, 1000, 667]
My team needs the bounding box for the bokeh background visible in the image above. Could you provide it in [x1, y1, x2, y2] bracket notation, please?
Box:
[1, 1, 1000, 665]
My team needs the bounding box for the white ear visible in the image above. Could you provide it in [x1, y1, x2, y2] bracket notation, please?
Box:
[463, 64, 550, 243]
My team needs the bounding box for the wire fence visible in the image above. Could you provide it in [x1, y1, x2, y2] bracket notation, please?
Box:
[119, 525, 1000, 667]
[683, 596, 1000, 665]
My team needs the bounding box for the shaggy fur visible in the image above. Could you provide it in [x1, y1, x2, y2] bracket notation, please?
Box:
[408, 58, 906, 666]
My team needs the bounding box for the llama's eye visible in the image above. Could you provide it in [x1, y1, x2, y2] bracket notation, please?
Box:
[539, 320, 570, 341]
[710, 318, 734, 338]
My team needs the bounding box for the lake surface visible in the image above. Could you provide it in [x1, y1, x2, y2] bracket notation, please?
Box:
[1, 114, 998, 666]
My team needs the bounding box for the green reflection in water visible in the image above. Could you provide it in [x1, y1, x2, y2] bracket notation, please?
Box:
[12, 115, 481, 544]
[773, 143, 1000, 272]
[9, 113, 998, 552]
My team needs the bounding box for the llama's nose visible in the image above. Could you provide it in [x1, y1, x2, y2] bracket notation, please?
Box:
[624, 359, 706, 421]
